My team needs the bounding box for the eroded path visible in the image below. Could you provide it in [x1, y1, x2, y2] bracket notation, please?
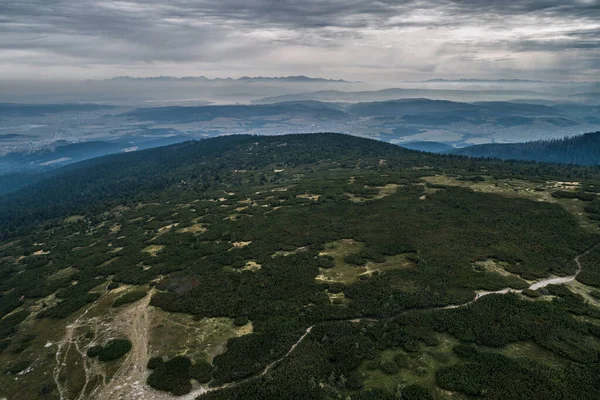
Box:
[53, 243, 600, 400]
[91, 289, 157, 400]
[185, 242, 600, 399]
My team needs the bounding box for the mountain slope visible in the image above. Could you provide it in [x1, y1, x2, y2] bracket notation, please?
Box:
[1, 133, 600, 400]
[452, 131, 600, 165]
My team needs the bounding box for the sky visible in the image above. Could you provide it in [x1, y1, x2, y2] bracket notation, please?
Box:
[1, 0, 599, 82]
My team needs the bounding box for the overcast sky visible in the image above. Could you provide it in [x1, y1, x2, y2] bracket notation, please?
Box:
[1, 0, 599, 82]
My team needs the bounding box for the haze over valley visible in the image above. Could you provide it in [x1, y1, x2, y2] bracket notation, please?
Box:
[1, 1, 600, 400]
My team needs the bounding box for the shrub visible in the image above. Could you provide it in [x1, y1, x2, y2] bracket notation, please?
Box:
[98, 339, 132, 362]
[402, 384, 434, 400]
[189, 360, 212, 383]
[233, 316, 249, 326]
[147, 355, 193, 395]
[522, 289, 541, 298]
[453, 344, 479, 359]
[379, 360, 399, 375]
[5, 360, 30, 375]
[317, 255, 335, 269]
[86, 345, 102, 358]
[147, 356, 164, 370]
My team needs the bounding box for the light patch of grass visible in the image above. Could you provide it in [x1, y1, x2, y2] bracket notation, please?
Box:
[498, 341, 571, 367]
[316, 240, 413, 284]
[177, 221, 208, 234]
[232, 241, 252, 248]
[326, 291, 350, 306]
[297, 193, 321, 201]
[48, 267, 78, 281]
[361, 334, 460, 397]
[473, 259, 530, 281]
[149, 312, 250, 362]
[64, 215, 85, 223]
[142, 245, 165, 256]
[346, 184, 401, 203]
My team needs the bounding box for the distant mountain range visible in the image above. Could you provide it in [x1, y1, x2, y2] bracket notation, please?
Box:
[450, 131, 600, 165]
[423, 79, 600, 84]
[107, 75, 353, 83]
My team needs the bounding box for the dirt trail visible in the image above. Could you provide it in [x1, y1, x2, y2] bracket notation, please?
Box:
[186, 242, 600, 399]
[55, 243, 600, 400]
[90, 289, 171, 400]
[54, 285, 108, 400]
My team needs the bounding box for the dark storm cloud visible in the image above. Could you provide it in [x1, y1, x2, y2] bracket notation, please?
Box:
[0, 0, 598, 79]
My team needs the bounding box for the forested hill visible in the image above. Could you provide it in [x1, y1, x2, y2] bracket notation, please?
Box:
[451, 131, 600, 165]
[2, 132, 600, 241]
[0, 134, 413, 239]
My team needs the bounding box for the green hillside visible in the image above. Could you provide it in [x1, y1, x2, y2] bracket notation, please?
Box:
[1, 133, 599, 400]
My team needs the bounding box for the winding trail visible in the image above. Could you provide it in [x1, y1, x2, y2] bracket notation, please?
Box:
[53, 284, 109, 400]
[466, 241, 600, 303]
[53, 243, 600, 400]
[183, 241, 600, 399]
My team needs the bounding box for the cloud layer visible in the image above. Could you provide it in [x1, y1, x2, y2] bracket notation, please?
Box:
[1, 0, 598, 81]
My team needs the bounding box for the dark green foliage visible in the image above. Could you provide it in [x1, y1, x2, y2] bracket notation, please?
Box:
[189, 360, 212, 383]
[577, 246, 600, 287]
[147, 355, 193, 395]
[453, 344, 479, 359]
[37, 292, 101, 319]
[437, 351, 600, 400]
[402, 385, 434, 400]
[112, 289, 148, 307]
[107, 281, 119, 290]
[552, 190, 595, 201]
[97, 339, 132, 362]
[590, 290, 600, 300]
[1, 133, 600, 399]
[0, 310, 29, 339]
[147, 356, 164, 370]
[5, 360, 30, 375]
[458, 175, 485, 182]
[399, 294, 599, 364]
[39, 381, 54, 395]
[86, 345, 102, 358]
[522, 288, 541, 298]
[317, 255, 335, 269]
[451, 131, 600, 165]
[379, 360, 399, 375]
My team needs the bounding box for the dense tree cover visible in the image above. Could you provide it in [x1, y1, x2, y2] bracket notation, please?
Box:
[578, 247, 600, 287]
[147, 355, 213, 395]
[1, 133, 599, 241]
[0, 133, 599, 399]
[437, 351, 600, 400]
[86, 339, 132, 362]
[396, 294, 600, 363]
[452, 131, 600, 165]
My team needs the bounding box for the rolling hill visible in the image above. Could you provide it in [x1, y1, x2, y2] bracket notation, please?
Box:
[452, 131, 600, 165]
[1, 133, 600, 400]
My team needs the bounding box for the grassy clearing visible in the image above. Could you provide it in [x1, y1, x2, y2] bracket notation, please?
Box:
[316, 240, 413, 284]
[142, 245, 165, 256]
[177, 222, 208, 234]
[63, 215, 85, 223]
[149, 312, 252, 363]
[346, 184, 401, 203]
[360, 333, 460, 397]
